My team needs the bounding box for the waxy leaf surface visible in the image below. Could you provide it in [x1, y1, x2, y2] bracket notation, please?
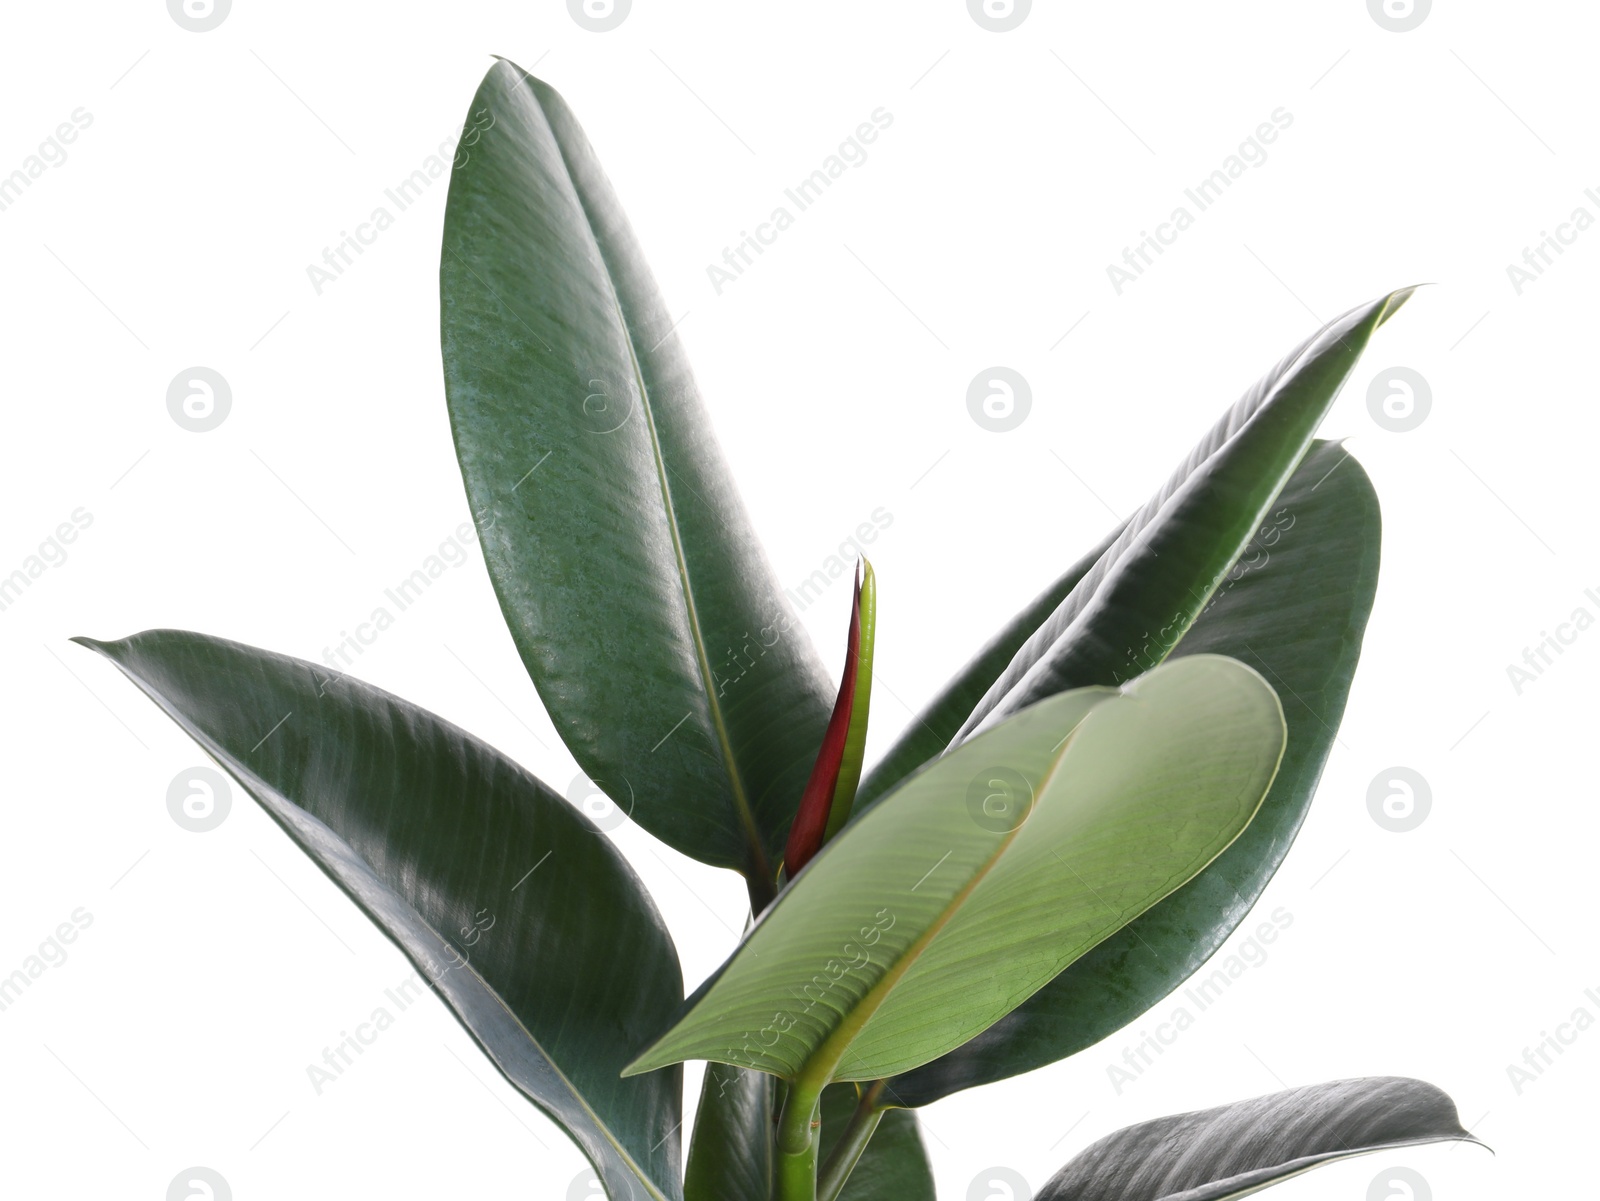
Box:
[1038, 1077, 1479, 1201]
[625, 655, 1283, 1084]
[441, 61, 832, 885]
[76, 630, 684, 1201]
[890, 439, 1381, 1104]
[955, 290, 1408, 740]
[684, 1065, 773, 1201]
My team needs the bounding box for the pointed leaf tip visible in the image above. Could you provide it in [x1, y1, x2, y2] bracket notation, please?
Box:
[441, 56, 836, 881]
[784, 561, 874, 878]
[1037, 1076, 1482, 1201]
[825, 559, 876, 844]
[1377, 283, 1424, 326]
[75, 626, 687, 1200]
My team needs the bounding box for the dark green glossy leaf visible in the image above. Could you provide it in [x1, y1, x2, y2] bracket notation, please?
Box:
[1037, 1077, 1480, 1201]
[441, 61, 832, 887]
[890, 439, 1379, 1105]
[74, 630, 683, 1201]
[685, 1065, 773, 1201]
[861, 294, 1410, 810]
[954, 290, 1408, 741]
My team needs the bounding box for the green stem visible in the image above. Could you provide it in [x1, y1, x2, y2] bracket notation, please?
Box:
[775, 1080, 823, 1201]
[817, 1081, 888, 1201]
[747, 868, 777, 917]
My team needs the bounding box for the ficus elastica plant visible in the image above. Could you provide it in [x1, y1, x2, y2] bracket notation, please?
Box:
[75, 60, 1482, 1201]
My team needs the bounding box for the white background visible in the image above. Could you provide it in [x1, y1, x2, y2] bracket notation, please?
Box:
[0, 1, 1591, 1198]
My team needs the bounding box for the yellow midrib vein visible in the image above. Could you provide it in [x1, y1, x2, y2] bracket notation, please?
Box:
[794, 702, 1101, 1090]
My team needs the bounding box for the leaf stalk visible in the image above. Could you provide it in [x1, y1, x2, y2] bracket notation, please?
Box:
[817, 1081, 888, 1201]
